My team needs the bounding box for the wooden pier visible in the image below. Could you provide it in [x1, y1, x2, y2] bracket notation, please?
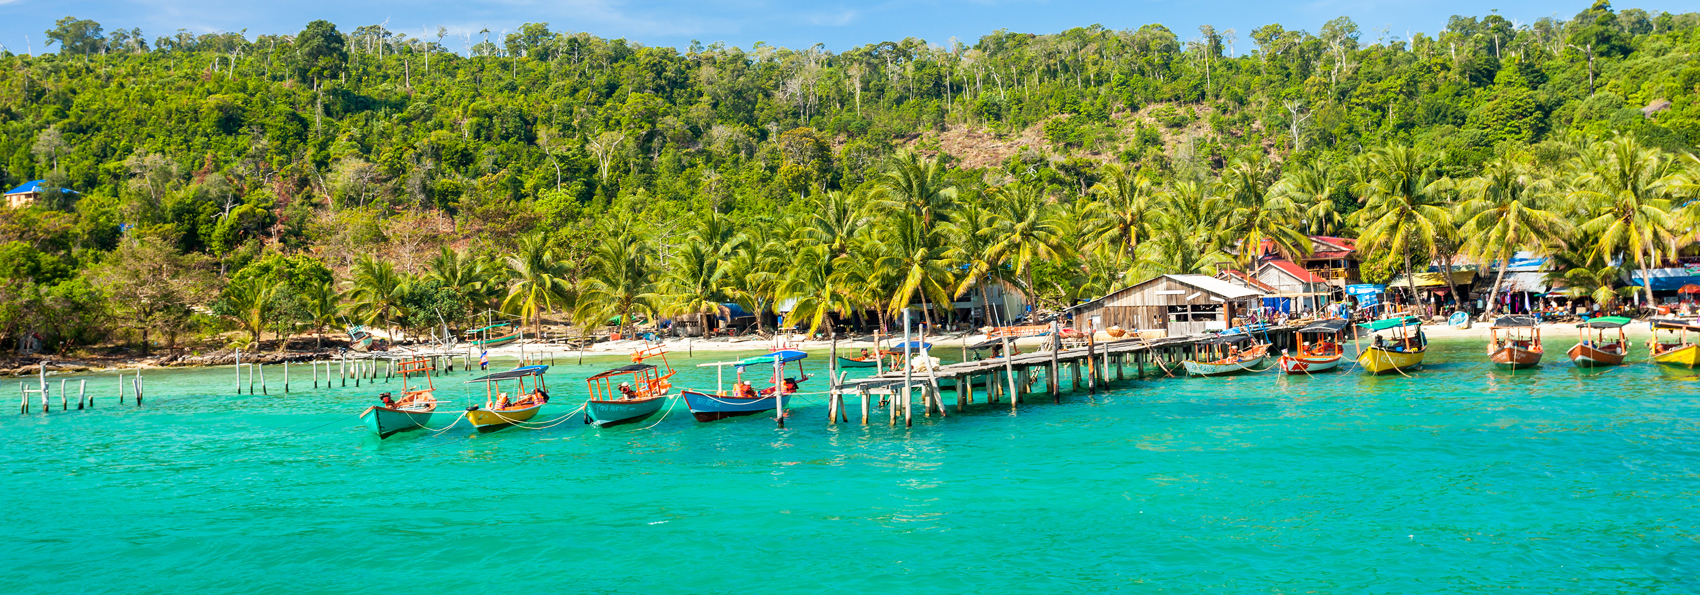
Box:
[830, 324, 1305, 427]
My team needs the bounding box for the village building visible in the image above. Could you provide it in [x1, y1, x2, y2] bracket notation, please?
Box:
[1254, 259, 1334, 314]
[1065, 274, 1264, 337]
[3, 180, 77, 209]
[1256, 235, 1361, 287]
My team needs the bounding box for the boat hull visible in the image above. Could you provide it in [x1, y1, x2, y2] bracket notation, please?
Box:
[1489, 346, 1543, 369]
[1567, 343, 1625, 367]
[465, 404, 542, 431]
[360, 406, 436, 438]
[1358, 347, 1425, 375]
[1277, 355, 1342, 374]
[471, 333, 522, 348]
[1181, 355, 1266, 376]
[681, 389, 791, 422]
[584, 397, 666, 427]
[836, 357, 878, 369]
[1651, 344, 1700, 368]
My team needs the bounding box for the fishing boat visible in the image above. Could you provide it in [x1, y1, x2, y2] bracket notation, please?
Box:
[1277, 319, 1348, 374]
[682, 349, 810, 422]
[1487, 316, 1543, 369]
[583, 344, 677, 427]
[1567, 316, 1631, 367]
[1180, 333, 1270, 376]
[465, 323, 523, 348]
[463, 365, 550, 431]
[358, 358, 439, 438]
[347, 325, 385, 352]
[1648, 320, 1700, 368]
[1356, 315, 1427, 375]
[836, 355, 881, 369]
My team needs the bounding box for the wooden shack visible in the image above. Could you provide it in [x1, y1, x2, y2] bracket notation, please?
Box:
[1066, 274, 1265, 337]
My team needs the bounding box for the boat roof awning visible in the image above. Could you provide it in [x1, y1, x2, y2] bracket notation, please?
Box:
[888, 341, 932, 350]
[1579, 316, 1633, 329]
[465, 365, 549, 383]
[1387, 270, 1477, 288]
[1202, 333, 1254, 345]
[1360, 316, 1423, 332]
[736, 349, 809, 367]
[1299, 319, 1350, 334]
[1492, 316, 1539, 328]
[587, 363, 656, 380]
[966, 339, 1004, 350]
[466, 323, 514, 334]
[1652, 319, 1700, 332]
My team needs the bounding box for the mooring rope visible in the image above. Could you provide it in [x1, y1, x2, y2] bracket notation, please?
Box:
[639, 395, 682, 430]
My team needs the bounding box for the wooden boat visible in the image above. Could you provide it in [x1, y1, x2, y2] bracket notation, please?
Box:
[1649, 320, 1700, 368]
[1568, 316, 1630, 367]
[463, 365, 551, 431]
[347, 325, 385, 352]
[683, 350, 809, 422]
[1356, 315, 1427, 375]
[1277, 319, 1348, 374]
[836, 356, 880, 369]
[359, 358, 439, 438]
[1487, 316, 1543, 369]
[583, 344, 677, 427]
[1181, 334, 1270, 376]
[465, 323, 523, 348]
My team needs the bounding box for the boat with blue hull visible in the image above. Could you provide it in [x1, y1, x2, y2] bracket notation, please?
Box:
[358, 358, 439, 438]
[583, 344, 677, 427]
[683, 350, 810, 422]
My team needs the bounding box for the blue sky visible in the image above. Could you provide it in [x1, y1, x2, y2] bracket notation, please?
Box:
[0, 0, 1689, 55]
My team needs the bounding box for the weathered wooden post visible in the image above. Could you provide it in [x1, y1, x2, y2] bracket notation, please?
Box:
[1000, 331, 1017, 412]
[77, 380, 86, 410]
[235, 349, 243, 395]
[773, 354, 785, 428]
[1049, 320, 1061, 403]
[860, 387, 870, 425]
[60, 378, 67, 411]
[259, 364, 268, 395]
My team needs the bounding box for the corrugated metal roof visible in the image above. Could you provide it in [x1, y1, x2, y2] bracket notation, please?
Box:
[3, 180, 44, 195]
[1166, 274, 1267, 299]
[1261, 260, 1330, 284]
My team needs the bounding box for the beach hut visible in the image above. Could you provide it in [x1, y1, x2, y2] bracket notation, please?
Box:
[1254, 259, 1334, 315]
[1065, 274, 1266, 338]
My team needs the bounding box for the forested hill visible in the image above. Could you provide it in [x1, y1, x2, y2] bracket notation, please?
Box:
[0, 2, 1698, 353]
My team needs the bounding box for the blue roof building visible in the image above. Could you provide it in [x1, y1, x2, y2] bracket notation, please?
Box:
[4, 180, 79, 208]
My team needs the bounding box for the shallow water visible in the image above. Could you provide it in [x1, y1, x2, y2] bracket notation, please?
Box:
[3, 339, 1697, 594]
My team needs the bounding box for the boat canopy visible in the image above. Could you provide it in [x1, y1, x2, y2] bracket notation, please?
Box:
[1578, 316, 1632, 329]
[1360, 316, 1423, 332]
[1652, 319, 1700, 332]
[465, 365, 549, 383]
[966, 338, 1005, 350]
[1202, 333, 1254, 345]
[587, 363, 656, 380]
[736, 349, 809, 367]
[1491, 316, 1540, 328]
[889, 341, 933, 350]
[1299, 319, 1350, 334]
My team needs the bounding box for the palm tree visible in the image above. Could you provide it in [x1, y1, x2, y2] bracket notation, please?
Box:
[428, 246, 501, 309]
[1456, 157, 1569, 320]
[876, 150, 957, 227]
[1570, 135, 1680, 309]
[1221, 155, 1311, 269]
[660, 243, 731, 337]
[575, 234, 658, 338]
[303, 278, 340, 349]
[725, 216, 792, 335]
[500, 233, 574, 337]
[780, 244, 859, 337]
[221, 276, 277, 350]
[1088, 163, 1158, 269]
[1275, 165, 1347, 236]
[946, 198, 1013, 326]
[1133, 181, 1235, 278]
[879, 212, 955, 326]
[1352, 146, 1456, 311]
[988, 183, 1065, 308]
[347, 256, 408, 336]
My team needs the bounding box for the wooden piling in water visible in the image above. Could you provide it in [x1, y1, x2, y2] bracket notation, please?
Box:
[77, 380, 85, 410]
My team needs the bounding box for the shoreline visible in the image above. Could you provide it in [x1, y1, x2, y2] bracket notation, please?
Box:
[2, 319, 1675, 377]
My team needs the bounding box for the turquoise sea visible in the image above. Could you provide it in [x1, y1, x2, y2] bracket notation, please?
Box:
[3, 338, 1697, 593]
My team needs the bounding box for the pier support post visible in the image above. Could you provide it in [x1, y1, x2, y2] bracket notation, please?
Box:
[860, 388, 870, 425]
[284, 362, 289, 393]
[1048, 322, 1061, 403]
[60, 379, 67, 411]
[78, 380, 86, 410]
[235, 349, 242, 395]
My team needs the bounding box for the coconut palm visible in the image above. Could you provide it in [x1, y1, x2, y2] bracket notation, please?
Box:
[879, 211, 955, 325]
[988, 183, 1066, 306]
[303, 278, 340, 349]
[1276, 165, 1347, 236]
[346, 255, 408, 335]
[1133, 181, 1234, 277]
[946, 198, 1015, 325]
[500, 233, 574, 337]
[779, 244, 858, 337]
[575, 234, 658, 338]
[876, 150, 957, 228]
[1088, 163, 1158, 267]
[1220, 154, 1311, 269]
[221, 276, 278, 349]
[428, 246, 501, 309]
[1456, 157, 1570, 320]
[1352, 146, 1456, 309]
[1570, 135, 1681, 309]
[660, 242, 732, 337]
